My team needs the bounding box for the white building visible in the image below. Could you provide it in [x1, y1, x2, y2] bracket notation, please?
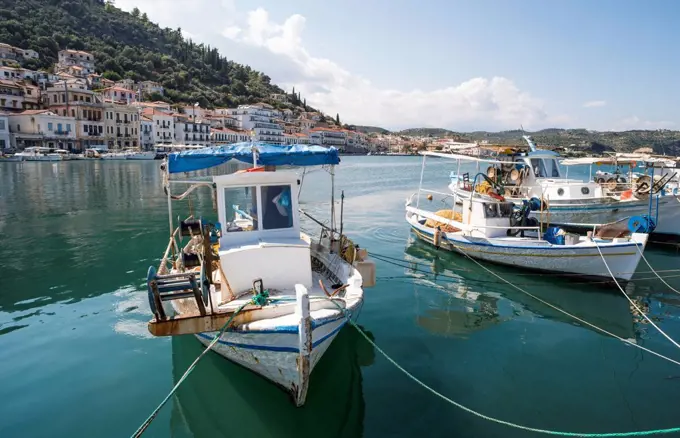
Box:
[57, 50, 96, 76]
[140, 115, 154, 150]
[0, 112, 9, 149]
[173, 113, 210, 145]
[0, 43, 39, 62]
[140, 81, 164, 96]
[211, 128, 250, 145]
[182, 105, 206, 121]
[309, 128, 346, 149]
[143, 108, 174, 145]
[228, 104, 284, 144]
[0, 79, 24, 112]
[114, 79, 135, 90]
[101, 86, 138, 104]
[8, 110, 77, 150]
[104, 103, 141, 149]
[43, 82, 105, 151]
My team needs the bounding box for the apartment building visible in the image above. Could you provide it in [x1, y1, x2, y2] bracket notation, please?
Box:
[104, 103, 140, 149]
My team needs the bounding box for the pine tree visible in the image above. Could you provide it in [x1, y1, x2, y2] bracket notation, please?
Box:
[336, 113, 340, 125]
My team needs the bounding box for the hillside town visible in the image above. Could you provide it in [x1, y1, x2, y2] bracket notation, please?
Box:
[0, 43, 379, 154]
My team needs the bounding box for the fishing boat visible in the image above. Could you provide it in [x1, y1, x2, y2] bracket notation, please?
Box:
[13, 146, 66, 161]
[125, 149, 156, 160]
[145, 142, 375, 407]
[406, 152, 651, 281]
[446, 136, 680, 243]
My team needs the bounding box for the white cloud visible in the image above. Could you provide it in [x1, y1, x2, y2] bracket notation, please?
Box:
[610, 116, 675, 131]
[114, 2, 554, 131]
[583, 100, 606, 108]
[221, 8, 549, 130]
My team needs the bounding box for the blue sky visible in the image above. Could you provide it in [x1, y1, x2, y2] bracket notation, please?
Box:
[117, 0, 678, 132]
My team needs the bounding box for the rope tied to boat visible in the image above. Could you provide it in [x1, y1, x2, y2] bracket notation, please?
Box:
[131, 290, 271, 438]
[591, 239, 680, 350]
[326, 298, 680, 437]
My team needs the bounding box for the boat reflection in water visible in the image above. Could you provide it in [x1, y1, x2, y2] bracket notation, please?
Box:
[170, 325, 375, 438]
[403, 237, 644, 341]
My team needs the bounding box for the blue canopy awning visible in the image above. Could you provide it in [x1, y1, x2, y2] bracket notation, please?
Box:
[167, 143, 340, 174]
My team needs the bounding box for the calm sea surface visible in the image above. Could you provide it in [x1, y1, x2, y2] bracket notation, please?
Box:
[1, 156, 680, 438]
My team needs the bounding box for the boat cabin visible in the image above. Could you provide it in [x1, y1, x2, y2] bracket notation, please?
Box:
[214, 171, 312, 294]
[461, 197, 515, 238]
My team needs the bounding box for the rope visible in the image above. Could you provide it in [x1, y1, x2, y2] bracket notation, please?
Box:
[329, 300, 680, 437]
[369, 253, 680, 287]
[370, 251, 680, 278]
[131, 290, 269, 437]
[633, 242, 680, 296]
[424, 243, 680, 368]
[592, 240, 680, 350]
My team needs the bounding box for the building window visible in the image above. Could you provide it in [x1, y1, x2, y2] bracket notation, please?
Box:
[48, 122, 53, 131]
[67, 124, 71, 132]
[98, 126, 102, 134]
[16, 124, 20, 131]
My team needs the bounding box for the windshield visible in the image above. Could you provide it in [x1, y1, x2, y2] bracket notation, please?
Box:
[531, 158, 561, 178]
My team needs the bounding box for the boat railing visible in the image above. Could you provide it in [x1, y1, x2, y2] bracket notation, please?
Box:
[406, 206, 541, 232]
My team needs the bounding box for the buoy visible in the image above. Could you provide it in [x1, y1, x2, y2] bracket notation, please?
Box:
[605, 178, 617, 191]
[486, 166, 497, 179]
[426, 194, 433, 201]
[510, 168, 520, 182]
[620, 189, 634, 201]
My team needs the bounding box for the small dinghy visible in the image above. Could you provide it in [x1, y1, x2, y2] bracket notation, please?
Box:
[145, 143, 375, 406]
[406, 163, 652, 281]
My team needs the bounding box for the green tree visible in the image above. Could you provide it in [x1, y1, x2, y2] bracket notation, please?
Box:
[131, 7, 140, 18]
[336, 113, 340, 125]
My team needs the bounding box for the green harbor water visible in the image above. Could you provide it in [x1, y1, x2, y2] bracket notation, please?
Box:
[1, 157, 680, 438]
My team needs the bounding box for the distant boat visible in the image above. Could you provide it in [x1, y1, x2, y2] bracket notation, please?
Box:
[14, 147, 65, 161]
[407, 152, 651, 281]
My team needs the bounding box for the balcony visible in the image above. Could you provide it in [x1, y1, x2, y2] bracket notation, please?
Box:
[53, 131, 70, 136]
[254, 122, 282, 130]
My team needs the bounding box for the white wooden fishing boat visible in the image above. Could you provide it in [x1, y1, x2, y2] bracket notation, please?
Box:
[146, 143, 375, 407]
[407, 153, 652, 281]
[445, 136, 680, 243]
[125, 149, 156, 160]
[13, 146, 64, 161]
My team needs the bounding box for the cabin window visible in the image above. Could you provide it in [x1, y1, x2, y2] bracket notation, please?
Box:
[224, 186, 258, 232]
[498, 202, 514, 217]
[483, 203, 498, 218]
[261, 185, 293, 230]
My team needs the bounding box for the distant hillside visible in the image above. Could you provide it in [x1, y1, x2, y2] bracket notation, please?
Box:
[354, 125, 391, 135]
[397, 128, 459, 137]
[398, 127, 680, 155]
[0, 0, 317, 111]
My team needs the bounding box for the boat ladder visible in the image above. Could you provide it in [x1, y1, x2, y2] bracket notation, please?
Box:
[147, 268, 207, 320]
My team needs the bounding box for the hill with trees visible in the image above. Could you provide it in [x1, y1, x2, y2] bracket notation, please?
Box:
[0, 0, 315, 111]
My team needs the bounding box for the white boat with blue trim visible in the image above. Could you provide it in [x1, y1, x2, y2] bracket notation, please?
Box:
[407, 152, 651, 281]
[146, 143, 375, 407]
[445, 136, 680, 243]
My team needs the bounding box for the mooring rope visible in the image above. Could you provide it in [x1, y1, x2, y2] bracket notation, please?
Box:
[130, 294, 264, 438]
[370, 251, 680, 279]
[592, 240, 680, 350]
[370, 252, 680, 287]
[326, 299, 680, 437]
[367, 249, 680, 366]
[632, 242, 680, 296]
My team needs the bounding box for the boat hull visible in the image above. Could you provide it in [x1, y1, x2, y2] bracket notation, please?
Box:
[407, 214, 645, 281]
[126, 151, 156, 160]
[192, 300, 361, 406]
